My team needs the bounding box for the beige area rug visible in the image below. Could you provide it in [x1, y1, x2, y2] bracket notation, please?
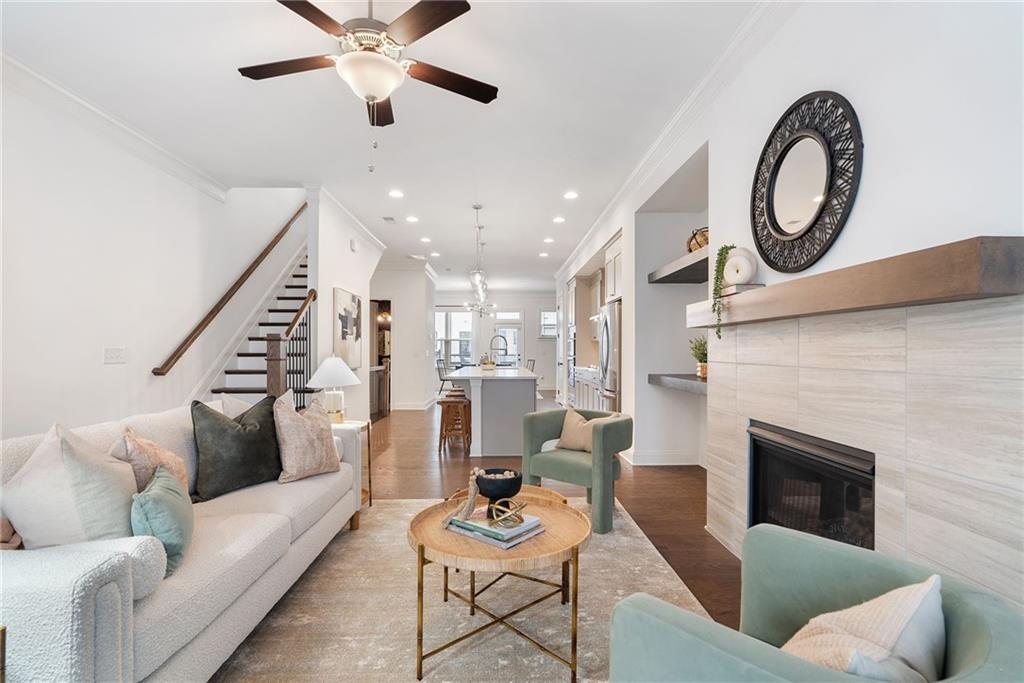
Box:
[213, 499, 709, 682]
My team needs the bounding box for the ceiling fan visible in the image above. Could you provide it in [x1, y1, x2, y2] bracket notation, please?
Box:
[238, 0, 498, 127]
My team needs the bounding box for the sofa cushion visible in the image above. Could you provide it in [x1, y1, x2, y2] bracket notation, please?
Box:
[131, 467, 194, 576]
[111, 426, 190, 492]
[191, 398, 281, 501]
[3, 424, 136, 549]
[195, 464, 353, 542]
[120, 403, 222, 495]
[132, 511, 290, 679]
[529, 448, 621, 487]
[275, 394, 340, 483]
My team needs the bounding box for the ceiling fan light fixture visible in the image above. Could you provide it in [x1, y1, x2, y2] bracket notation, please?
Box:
[334, 50, 406, 102]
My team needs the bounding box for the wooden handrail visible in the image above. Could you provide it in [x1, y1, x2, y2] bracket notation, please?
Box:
[152, 202, 309, 376]
[285, 288, 317, 338]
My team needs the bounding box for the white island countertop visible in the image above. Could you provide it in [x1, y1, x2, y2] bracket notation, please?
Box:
[447, 367, 538, 381]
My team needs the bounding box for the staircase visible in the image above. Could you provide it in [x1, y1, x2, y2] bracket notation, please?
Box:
[211, 258, 316, 405]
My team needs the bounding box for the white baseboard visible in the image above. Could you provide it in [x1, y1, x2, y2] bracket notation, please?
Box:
[705, 524, 742, 559]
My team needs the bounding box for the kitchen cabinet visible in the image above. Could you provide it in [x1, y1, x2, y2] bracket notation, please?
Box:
[604, 236, 623, 302]
[590, 270, 603, 341]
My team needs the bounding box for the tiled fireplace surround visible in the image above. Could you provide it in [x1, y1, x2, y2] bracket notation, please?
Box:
[705, 294, 1023, 609]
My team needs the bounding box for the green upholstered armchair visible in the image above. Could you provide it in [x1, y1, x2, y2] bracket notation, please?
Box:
[610, 524, 1024, 682]
[522, 408, 633, 534]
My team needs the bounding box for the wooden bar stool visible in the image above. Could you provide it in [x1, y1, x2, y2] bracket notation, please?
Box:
[438, 396, 471, 454]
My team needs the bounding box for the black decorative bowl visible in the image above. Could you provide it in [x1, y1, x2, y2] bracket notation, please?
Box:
[475, 468, 522, 518]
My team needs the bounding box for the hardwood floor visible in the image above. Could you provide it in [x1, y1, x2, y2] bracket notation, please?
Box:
[369, 392, 743, 628]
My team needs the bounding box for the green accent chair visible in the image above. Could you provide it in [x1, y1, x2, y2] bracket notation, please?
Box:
[610, 524, 1024, 682]
[522, 408, 633, 534]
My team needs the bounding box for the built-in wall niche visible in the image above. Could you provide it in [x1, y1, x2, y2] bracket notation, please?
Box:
[370, 299, 391, 366]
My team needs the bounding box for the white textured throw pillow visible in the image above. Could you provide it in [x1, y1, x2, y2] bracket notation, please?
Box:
[2, 424, 136, 549]
[274, 391, 340, 483]
[782, 574, 945, 683]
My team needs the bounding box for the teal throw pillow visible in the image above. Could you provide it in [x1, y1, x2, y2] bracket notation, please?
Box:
[131, 465, 194, 576]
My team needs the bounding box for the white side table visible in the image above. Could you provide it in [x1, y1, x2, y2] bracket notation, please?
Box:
[332, 420, 372, 507]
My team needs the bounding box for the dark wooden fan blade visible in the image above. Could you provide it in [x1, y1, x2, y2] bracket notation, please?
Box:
[385, 1, 470, 46]
[407, 60, 497, 103]
[367, 98, 395, 127]
[278, 0, 347, 37]
[239, 55, 335, 80]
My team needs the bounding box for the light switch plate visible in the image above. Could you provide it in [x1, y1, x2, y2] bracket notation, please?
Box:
[103, 347, 127, 364]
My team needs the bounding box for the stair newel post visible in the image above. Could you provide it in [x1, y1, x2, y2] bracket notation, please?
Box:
[266, 332, 287, 398]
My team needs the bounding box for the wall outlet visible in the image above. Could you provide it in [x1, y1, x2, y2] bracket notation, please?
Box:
[103, 347, 127, 364]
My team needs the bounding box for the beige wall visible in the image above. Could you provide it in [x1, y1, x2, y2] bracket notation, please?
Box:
[705, 295, 1024, 609]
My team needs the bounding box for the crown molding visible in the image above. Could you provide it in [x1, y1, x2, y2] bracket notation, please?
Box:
[555, 1, 799, 281]
[3, 54, 231, 202]
[318, 187, 388, 252]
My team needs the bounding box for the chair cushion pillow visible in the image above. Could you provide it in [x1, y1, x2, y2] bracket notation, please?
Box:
[274, 392, 340, 483]
[111, 426, 189, 492]
[781, 574, 945, 682]
[131, 466, 194, 576]
[2, 424, 135, 549]
[557, 407, 621, 452]
[191, 397, 281, 501]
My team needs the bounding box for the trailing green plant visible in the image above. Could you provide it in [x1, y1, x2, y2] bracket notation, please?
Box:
[711, 244, 735, 339]
[689, 336, 708, 363]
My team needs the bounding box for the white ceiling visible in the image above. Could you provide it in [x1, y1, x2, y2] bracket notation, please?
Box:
[2, 1, 755, 290]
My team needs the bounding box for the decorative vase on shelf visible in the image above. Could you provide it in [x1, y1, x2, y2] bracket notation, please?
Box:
[687, 227, 709, 253]
[696, 362, 708, 380]
[723, 247, 758, 286]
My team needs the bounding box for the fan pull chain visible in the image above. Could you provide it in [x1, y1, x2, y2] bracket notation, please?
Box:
[368, 133, 378, 174]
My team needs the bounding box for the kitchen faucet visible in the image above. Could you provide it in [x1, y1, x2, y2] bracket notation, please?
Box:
[489, 334, 508, 363]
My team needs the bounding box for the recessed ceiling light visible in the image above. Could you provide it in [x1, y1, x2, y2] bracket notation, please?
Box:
[408, 254, 427, 261]
[406, 215, 419, 223]
[389, 189, 404, 198]
[563, 190, 578, 200]
[552, 216, 565, 224]
[420, 237, 431, 243]
[539, 252, 549, 258]
[430, 252, 440, 257]
[543, 237, 554, 243]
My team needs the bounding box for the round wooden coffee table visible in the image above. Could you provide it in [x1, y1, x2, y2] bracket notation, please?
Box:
[407, 497, 591, 681]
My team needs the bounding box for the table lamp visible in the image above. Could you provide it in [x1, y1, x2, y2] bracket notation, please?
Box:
[307, 356, 361, 423]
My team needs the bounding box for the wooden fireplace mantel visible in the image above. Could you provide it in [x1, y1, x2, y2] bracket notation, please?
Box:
[687, 236, 1023, 328]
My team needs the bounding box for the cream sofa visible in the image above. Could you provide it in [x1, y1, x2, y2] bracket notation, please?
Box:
[0, 401, 362, 682]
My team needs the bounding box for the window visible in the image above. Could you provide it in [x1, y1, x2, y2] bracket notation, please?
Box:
[435, 310, 473, 367]
[539, 310, 557, 338]
[494, 325, 521, 365]
[494, 311, 521, 321]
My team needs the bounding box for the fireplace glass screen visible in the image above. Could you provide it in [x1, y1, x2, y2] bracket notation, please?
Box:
[749, 421, 875, 549]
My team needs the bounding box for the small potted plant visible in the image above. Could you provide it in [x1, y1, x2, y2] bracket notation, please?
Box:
[690, 336, 708, 380]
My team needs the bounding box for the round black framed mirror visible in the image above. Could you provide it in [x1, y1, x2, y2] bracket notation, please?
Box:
[751, 91, 863, 272]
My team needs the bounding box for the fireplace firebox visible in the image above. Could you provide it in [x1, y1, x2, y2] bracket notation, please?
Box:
[748, 421, 875, 549]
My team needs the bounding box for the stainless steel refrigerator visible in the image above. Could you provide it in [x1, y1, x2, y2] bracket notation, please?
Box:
[598, 300, 621, 412]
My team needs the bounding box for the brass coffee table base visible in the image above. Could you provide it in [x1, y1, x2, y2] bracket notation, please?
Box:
[416, 544, 580, 681]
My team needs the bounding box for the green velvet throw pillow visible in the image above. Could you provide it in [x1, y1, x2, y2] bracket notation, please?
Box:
[131, 466, 194, 576]
[191, 396, 281, 501]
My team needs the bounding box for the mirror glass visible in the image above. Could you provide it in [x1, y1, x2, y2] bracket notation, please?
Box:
[771, 136, 828, 235]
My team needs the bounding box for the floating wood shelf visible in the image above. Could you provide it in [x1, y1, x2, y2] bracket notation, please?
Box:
[687, 236, 1023, 328]
[647, 373, 707, 395]
[648, 246, 709, 284]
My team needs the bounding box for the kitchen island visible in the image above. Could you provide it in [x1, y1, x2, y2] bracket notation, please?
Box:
[447, 366, 538, 457]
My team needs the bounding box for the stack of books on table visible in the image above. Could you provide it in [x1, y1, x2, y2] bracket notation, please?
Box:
[447, 507, 544, 549]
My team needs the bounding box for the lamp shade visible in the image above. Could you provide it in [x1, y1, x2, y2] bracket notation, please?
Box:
[307, 356, 361, 389]
[335, 51, 405, 103]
